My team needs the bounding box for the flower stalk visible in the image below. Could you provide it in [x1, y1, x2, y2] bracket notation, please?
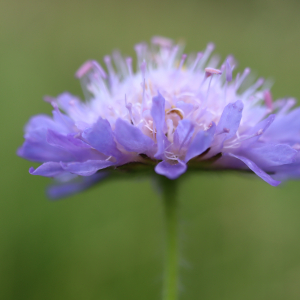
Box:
[161, 178, 179, 300]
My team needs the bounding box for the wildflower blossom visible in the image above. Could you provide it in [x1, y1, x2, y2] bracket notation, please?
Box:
[18, 37, 300, 198]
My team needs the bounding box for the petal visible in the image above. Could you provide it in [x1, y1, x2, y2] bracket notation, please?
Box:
[52, 108, 75, 134]
[245, 144, 297, 167]
[228, 153, 281, 186]
[216, 100, 243, 140]
[29, 162, 64, 177]
[173, 119, 194, 151]
[264, 106, 300, 144]
[82, 117, 122, 159]
[60, 160, 115, 176]
[185, 123, 216, 162]
[151, 93, 166, 159]
[47, 172, 109, 200]
[115, 118, 155, 154]
[176, 101, 194, 116]
[47, 130, 105, 162]
[24, 114, 59, 133]
[155, 160, 187, 180]
[18, 132, 72, 163]
[241, 114, 275, 147]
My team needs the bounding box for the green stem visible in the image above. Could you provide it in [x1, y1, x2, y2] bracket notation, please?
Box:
[160, 178, 179, 300]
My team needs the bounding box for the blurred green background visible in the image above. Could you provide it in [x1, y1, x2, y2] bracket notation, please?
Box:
[1, 0, 300, 299]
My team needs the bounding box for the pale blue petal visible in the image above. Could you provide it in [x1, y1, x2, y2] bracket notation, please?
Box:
[229, 153, 281, 186]
[155, 160, 187, 180]
[115, 118, 155, 153]
[185, 123, 216, 162]
[151, 93, 166, 159]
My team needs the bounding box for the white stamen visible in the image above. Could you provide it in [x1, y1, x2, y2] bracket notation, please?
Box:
[126, 57, 133, 77]
[140, 60, 147, 112]
[235, 68, 250, 90]
[190, 52, 203, 72]
[178, 54, 187, 70]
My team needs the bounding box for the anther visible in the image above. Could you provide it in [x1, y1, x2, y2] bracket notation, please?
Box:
[75, 60, 107, 79]
[75, 61, 93, 78]
[205, 67, 222, 77]
[257, 129, 263, 135]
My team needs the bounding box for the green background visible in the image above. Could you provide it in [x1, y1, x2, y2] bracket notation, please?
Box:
[1, 0, 300, 299]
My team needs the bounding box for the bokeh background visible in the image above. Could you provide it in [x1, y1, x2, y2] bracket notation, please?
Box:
[1, 0, 300, 299]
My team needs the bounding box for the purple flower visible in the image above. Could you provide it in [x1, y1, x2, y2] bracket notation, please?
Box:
[18, 36, 300, 198]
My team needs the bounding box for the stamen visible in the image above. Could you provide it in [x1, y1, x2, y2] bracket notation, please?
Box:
[75, 61, 94, 78]
[151, 36, 173, 48]
[166, 108, 184, 120]
[125, 95, 134, 124]
[205, 67, 222, 77]
[112, 51, 127, 78]
[190, 52, 203, 72]
[178, 54, 187, 70]
[178, 124, 194, 152]
[75, 60, 107, 79]
[126, 57, 133, 77]
[134, 42, 147, 67]
[104, 55, 118, 89]
[104, 55, 115, 77]
[243, 78, 264, 99]
[198, 43, 215, 69]
[263, 90, 273, 110]
[167, 45, 180, 69]
[140, 60, 147, 113]
[257, 129, 263, 136]
[225, 59, 232, 82]
[235, 68, 250, 90]
[204, 68, 222, 103]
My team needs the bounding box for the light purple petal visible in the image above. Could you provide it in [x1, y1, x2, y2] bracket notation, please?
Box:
[29, 162, 64, 177]
[82, 117, 121, 159]
[185, 123, 216, 162]
[241, 114, 275, 147]
[24, 114, 59, 133]
[18, 130, 72, 163]
[60, 160, 114, 176]
[173, 119, 194, 151]
[263, 107, 300, 144]
[176, 101, 194, 116]
[115, 118, 155, 153]
[52, 108, 75, 134]
[155, 160, 187, 180]
[151, 93, 166, 159]
[245, 144, 297, 167]
[216, 100, 243, 140]
[47, 130, 105, 162]
[47, 172, 109, 200]
[229, 153, 281, 186]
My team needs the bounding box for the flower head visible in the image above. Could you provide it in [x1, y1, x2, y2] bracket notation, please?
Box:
[18, 37, 300, 198]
